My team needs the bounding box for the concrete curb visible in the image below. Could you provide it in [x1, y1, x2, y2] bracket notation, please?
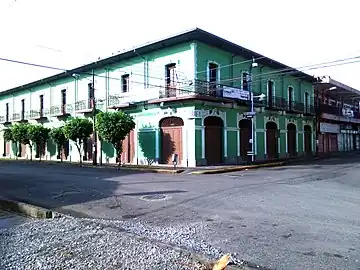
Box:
[0, 197, 55, 219]
[190, 162, 285, 175]
[0, 159, 185, 174]
[120, 167, 185, 174]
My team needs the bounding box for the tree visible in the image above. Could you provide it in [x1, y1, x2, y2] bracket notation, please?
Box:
[11, 123, 30, 159]
[3, 128, 13, 142]
[28, 125, 50, 161]
[50, 126, 67, 162]
[3, 127, 14, 158]
[63, 117, 93, 164]
[96, 111, 135, 166]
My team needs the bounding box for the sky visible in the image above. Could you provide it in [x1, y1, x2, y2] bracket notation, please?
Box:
[0, 0, 359, 91]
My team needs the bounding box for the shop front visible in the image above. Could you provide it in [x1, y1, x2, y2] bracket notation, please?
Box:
[318, 122, 339, 154]
[339, 124, 360, 152]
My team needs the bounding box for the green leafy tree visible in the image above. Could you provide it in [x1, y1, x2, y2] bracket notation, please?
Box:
[63, 117, 93, 164]
[12, 123, 30, 159]
[3, 128, 13, 142]
[96, 111, 135, 166]
[3, 127, 14, 158]
[28, 125, 50, 162]
[50, 126, 67, 162]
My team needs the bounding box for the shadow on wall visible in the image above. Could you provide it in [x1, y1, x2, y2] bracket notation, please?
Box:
[47, 139, 57, 157]
[138, 125, 156, 165]
[102, 141, 115, 163]
[159, 132, 176, 165]
[11, 143, 18, 158]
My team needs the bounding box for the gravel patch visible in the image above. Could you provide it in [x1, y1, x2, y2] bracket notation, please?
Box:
[0, 216, 225, 270]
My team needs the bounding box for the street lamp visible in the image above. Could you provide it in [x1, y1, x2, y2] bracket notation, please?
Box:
[90, 69, 98, 166]
[247, 59, 265, 163]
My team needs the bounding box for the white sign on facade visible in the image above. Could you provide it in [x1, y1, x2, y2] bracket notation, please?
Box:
[189, 110, 203, 119]
[320, 122, 340, 134]
[342, 108, 354, 118]
[222, 86, 250, 101]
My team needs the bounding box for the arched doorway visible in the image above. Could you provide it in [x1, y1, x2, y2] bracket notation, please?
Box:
[304, 125, 312, 155]
[287, 123, 297, 157]
[266, 121, 278, 160]
[239, 119, 251, 161]
[204, 116, 223, 165]
[159, 117, 184, 165]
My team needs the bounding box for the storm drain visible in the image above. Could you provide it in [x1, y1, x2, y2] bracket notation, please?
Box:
[139, 194, 170, 202]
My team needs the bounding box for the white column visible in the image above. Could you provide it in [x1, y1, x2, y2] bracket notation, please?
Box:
[296, 131, 299, 153]
[303, 132, 305, 152]
[236, 129, 240, 156]
[201, 126, 205, 159]
[135, 129, 139, 165]
[186, 119, 196, 167]
[155, 128, 160, 162]
[264, 129, 267, 155]
[254, 129, 258, 155]
[285, 130, 288, 154]
[224, 128, 228, 158]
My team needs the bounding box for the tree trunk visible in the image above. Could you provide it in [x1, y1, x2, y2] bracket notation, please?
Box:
[115, 143, 122, 168]
[76, 143, 82, 166]
[60, 144, 63, 162]
[39, 142, 42, 162]
[15, 144, 18, 160]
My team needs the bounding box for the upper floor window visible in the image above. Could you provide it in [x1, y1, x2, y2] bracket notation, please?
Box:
[5, 103, 9, 121]
[288, 86, 294, 109]
[39, 95, 44, 114]
[208, 62, 219, 97]
[242, 72, 249, 91]
[88, 83, 94, 99]
[61, 89, 67, 113]
[165, 63, 177, 97]
[121, 74, 130, 93]
[165, 63, 177, 86]
[208, 63, 218, 84]
[21, 99, 25, 120]
[304, 91, 310, 113]
[61, 89, 66, 105]
[267, 80, 275, 107]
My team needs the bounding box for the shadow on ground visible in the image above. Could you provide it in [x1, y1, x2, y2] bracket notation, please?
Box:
[0, 161, 175, 218]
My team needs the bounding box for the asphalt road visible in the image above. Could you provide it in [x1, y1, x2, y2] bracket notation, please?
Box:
[1, 157, 360, 269]
[0, 209, 27, 230]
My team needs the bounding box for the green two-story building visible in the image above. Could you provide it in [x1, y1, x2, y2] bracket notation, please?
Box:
[0, 28, 316, 167]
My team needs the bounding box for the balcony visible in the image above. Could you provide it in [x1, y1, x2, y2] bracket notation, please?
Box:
[49, 104, 73, 117]
[75, 100, 93, 113]
[108, 86, 161, 108]
[320, 103, 360, 122]
[27, 109, 48, 120]
[194, 80, 223, 98]
[11, 113, 21, 121]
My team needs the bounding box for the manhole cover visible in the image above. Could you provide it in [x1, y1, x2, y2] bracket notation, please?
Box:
[140, 194, 170, 201]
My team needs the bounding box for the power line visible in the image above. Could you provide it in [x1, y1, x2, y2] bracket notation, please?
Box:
[0, 57, 182, 86]
[217, 55, 360, 85]
[217, 57, 360, 87]
[195, 56, 268, 75]
[1, 54, 360, 97]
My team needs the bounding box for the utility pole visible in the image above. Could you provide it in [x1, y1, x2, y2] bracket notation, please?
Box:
[248, 60, 258, 163]
[91, 69, 98, 166]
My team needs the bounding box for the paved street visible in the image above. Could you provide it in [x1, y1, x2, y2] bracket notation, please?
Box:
[1, 157, 360, 269]
[0, 209, 27, 230]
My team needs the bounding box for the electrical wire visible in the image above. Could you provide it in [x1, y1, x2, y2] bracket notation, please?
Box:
[1, 54, 360, 98]
[217, 55, 360, 85]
